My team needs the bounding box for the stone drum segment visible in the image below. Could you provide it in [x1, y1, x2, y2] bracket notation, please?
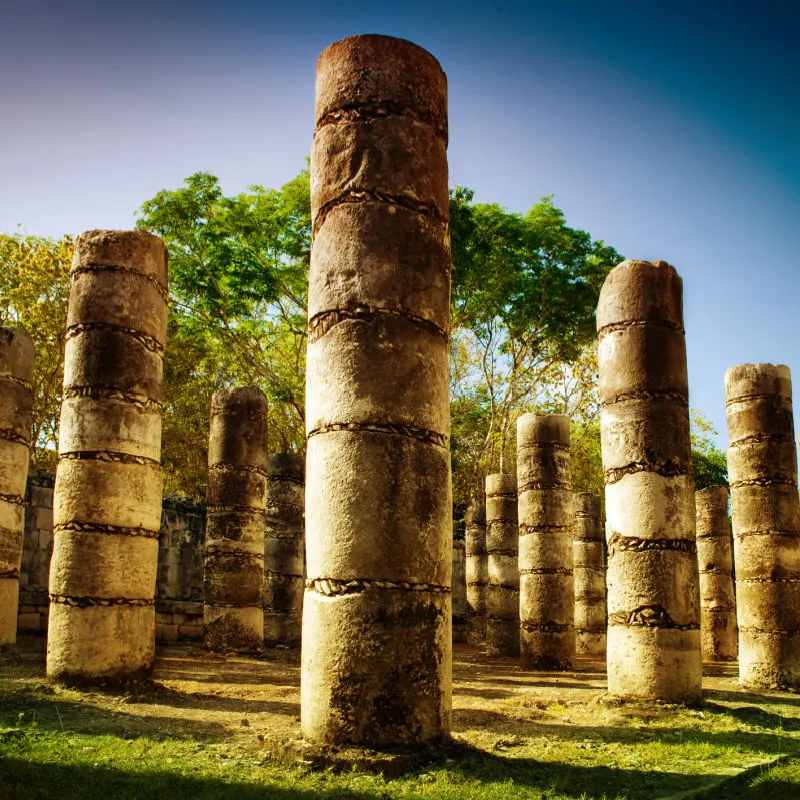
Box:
[465, 502, 487, 642]
[485, 473, 519, 657]
[263, 453, 304, 647]
[695, 486, 737, 662]
[573, 492, 606, 657]
[452, 536, 467, 642]
[204, 387, 268, 654]
[725, 363, 800, 688]
[517, 414, 574, 668]
[0, 326, 34, 648]
[597, 259, 701, 703]
[302, 35, 452, 746]
[47, 230, 168, 683]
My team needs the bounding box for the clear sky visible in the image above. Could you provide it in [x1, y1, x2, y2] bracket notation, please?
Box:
[2, 0, 798, 447]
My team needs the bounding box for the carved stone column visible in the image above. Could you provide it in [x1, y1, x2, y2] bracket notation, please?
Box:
[695, 486, 737, 662]
[485, 473, 519, 656]
[263, 453, 304, 647]
[47, 230, 167, 683]
[597, 259, 701, 703]
[517, 414, 574, 668]
[204, 386, 268, 653]
[726, 363, 800, 687]
[0, 327, 34, 648]
[302, 34, 451, 745]
[465, 502, 487, 642]
[573, 493, 606, 657]
[452, 536, 467, 642]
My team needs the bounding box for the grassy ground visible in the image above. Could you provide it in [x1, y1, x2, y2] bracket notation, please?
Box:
[1, 642, 800, 799]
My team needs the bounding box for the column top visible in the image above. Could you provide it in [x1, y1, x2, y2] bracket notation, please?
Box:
[315, 34, 447, 139]
[596, 259, 682, 331]
[0, 325, 34, 383]
[725, 363, 791, 402]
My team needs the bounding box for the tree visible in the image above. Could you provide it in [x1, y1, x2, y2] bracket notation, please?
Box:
[136, 170, 311, 497]
[0, 232, 72, 470]
[448, 188, 622, 504]
[691, 410, 729, 490]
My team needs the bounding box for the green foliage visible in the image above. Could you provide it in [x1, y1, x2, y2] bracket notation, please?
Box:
[136, 170, 311, 497]
[449, 189, 621, 502]
[0, 233, 72, 470]
[2, 169, 629, 503]
[691, 410, 729, 490]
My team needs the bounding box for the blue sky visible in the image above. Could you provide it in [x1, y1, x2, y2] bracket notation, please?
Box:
[2, 0, 798, 447]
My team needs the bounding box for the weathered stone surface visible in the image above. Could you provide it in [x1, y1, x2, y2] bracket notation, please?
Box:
[517, 414, 574, 668]
[452, 537, 467, 642]
[726, 363, 800, 688]
[597, 259, 701, 703]
[302, 34, 451, 746]
[18, 475, 206, 641]
[302, 588, 450, 747]
[204, 386, 267, 654]
[47, 231, 167, 683]
[263, 453, 305, 647]
[573, 493, 606, 657]
[485, 473, 519, 657]
[0, 325, 34, 649]
[696, 486, 737, 662]
[465, 502, 487, 642]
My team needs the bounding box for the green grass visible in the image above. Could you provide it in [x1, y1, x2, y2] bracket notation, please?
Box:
[2, 651, 800, 799]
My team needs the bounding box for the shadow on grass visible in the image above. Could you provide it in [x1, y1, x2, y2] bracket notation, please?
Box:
[154, 651, 301, 688]
[148, 683, 300, 717]
[0, 744, 738, 800]
[0, 758, 372, 800]
[705, 687, 800, 708]
[457, 675, 602, 691]
[0, 684, 234, 743]
[452, 706, 800, 759]
[704, 701, 800, 732]
[454, 685, 518, 700]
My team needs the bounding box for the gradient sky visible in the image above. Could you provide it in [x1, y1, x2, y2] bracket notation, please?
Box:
[2, 0, 798, 447]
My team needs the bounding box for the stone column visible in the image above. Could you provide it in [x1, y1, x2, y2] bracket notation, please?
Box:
[263, 453, 304, 647]
[695, 486, 737, 662]
[452, 536, 467, 642]
[0, 326, 34, 648]
[204, 386, 268, 653]
[517, 414, 574, 668]
[47, 230, 168, 683]
[302, 34, 451, 746]
[465, 502, 488, 643]
[19, 470, 56, 637]
[597, 259, 701, 703]
[573, 493, 606, 657]
[485, 474, 519, 656]
[726, 363, 800, 687]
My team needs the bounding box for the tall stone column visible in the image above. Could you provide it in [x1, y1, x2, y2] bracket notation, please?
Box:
[263, 453, 304, 647]
[302, 34, 451, 746]
[465, 502, 488, 643]
[573, 493, 607, 658]
[0, 327, 34, 648]
[47, 230, 168, 683]
[452, 536, 467, 642]
[204, 387, 268, 653]
[725, 363, 800, 687]
[485, 474, 519, 656]
[597, 259, 701, 703]
[517, 414, 574, 668]
[695, 486, 737, 662]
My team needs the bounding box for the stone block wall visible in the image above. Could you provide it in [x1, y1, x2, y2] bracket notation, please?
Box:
[18, 470, 54, 635]
[18, 472, 207, 643]
[155, 494, 206, 642]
